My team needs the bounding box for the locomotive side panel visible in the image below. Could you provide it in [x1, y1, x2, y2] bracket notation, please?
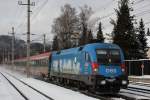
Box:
[50, 49, 82, 78]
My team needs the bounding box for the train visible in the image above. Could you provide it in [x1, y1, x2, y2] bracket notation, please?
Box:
[14, 43, 128, 94]
[14, 52, 50, 77]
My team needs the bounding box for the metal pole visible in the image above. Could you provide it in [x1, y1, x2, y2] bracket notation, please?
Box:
[43, 34, 46, 52]
[141, 61, 144, 76]
[26, 0, 31, 77]
[142, 67, 144, 76]
[7, 51, 10, 64]
[129, 61, 131, 76]
[12, 27, 15, 67]
[18, 0, 34, 77]
[2, 49, 4, 64]
[4, 48, 6, 64]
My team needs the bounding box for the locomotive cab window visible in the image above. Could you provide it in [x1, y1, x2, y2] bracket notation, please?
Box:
[96, 49, 121, 65]
[110, 50, 121, 64]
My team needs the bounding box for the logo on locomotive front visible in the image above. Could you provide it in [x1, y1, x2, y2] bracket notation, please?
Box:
[106, 68, 117, 74]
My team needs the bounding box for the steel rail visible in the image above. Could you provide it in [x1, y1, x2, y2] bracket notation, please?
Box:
[4, 72, 54, 100]
[0, 72, 29, 100]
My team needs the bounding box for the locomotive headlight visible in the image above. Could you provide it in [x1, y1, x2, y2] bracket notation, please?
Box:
[120, 63, 126, 72]
[101, 80, 106, 85]
[122, 68, 125, 72]
[122, 80, 127, 85]
[91, 62, 99, 72]
[94, 68, 98, 72]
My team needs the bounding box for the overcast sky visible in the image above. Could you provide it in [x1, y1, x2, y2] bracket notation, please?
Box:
[0, 0, 150, 43]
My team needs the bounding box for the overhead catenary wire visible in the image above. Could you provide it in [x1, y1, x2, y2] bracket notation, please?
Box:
[135, 9, 150, 17]
[15, 0, 40, 34]
[11, 0, 150, 40]
[31, 0, 48, 22]
[97, 0, 145, 23]
[95, 0, 115, 12]
[133, 0, 145, 6]
[13, 0, 40, 33]
[15, 0, 49, 36]
[15, 5, 28, 33]
[102, 0, 150, 30]
[134, 3, 150, 11]
[145, 21, 150, 25]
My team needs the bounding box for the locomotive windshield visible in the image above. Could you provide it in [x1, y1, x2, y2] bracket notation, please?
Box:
[96, 49, 121, 65]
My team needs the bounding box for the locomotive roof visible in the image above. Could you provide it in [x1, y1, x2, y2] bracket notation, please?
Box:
[53, 43, 121, 55]
[84, 43, 120, 49]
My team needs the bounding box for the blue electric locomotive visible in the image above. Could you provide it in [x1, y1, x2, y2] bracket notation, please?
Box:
[49, 43, 128, 93]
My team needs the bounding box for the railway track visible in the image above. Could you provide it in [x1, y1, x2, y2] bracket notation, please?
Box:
[48, 79, 150, 100]
[120, 86, 150, 100]
[80, 90, 135, 100]
[2, 70, 150, 100]
[128, 86, 150, 94]
[130, 82, 150, 87]
[43, 79, 135, 100]
[0, 72, 54, 100]
[0, 72, 28, 100]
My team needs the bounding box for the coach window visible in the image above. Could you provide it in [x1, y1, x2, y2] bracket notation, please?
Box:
[41, 60, 43, 65]
[85, 52, 91, 62]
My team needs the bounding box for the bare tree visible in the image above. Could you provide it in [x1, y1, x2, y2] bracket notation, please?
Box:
[52, 4, 79, 49]
[79, 5, 93, 45]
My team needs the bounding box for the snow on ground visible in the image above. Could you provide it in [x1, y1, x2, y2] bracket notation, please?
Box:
[23, 78, 97, 100]
[2, 73, 50, 100]
[119, 90, 150, 100]
[0, 65, 98, 100]
[129, 75, 150, 79]
[0, 72, 24, 100]
[129, 83, 150, 90]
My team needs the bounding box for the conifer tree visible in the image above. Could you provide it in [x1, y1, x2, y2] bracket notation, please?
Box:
[52, 36, 59, 51]
[137, 18, 148, 58]
[79, 26, 88, 45]
[112, 0, 139, 59]
[97, 22, 104, 43]
[147, 28, 150, 36]
[87, 30, 93, 43]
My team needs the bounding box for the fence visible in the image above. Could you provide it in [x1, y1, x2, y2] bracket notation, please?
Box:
[125, 59, 150, 76]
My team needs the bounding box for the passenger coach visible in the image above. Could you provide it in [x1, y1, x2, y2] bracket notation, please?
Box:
[14, 52, 50, 76]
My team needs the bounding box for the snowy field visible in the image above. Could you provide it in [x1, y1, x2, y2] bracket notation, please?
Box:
[0, 65, 98, 100]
